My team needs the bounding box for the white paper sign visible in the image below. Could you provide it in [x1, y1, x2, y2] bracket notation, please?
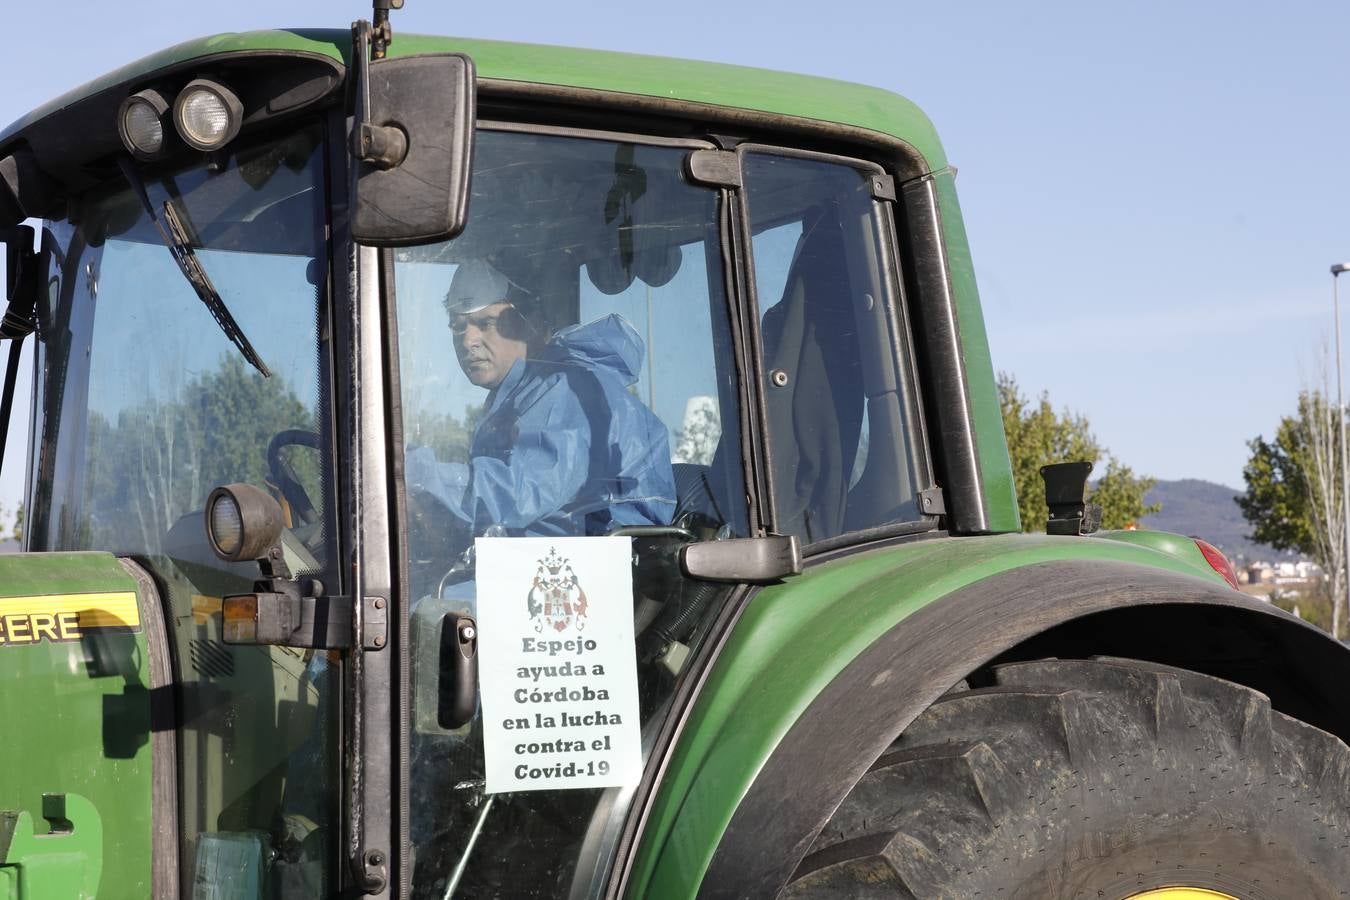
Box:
[477, 536, 642, 794]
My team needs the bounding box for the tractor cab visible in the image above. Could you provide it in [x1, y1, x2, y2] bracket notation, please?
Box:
[0, 12, 931, 898]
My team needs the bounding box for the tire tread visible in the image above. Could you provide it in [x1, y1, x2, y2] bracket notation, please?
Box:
[783, 657, 1350, 899]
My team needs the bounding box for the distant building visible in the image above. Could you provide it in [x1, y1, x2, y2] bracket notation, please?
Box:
[1295, 560, 1324, 580]
[1242, 559, 1324, 599]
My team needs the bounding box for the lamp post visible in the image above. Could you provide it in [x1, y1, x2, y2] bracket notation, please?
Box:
[1332, 262, 1350, 637]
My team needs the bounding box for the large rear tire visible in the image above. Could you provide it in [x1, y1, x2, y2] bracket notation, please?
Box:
[783, 657, 1350, 899]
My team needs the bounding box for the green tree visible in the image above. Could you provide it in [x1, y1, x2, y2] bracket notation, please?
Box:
[407, 403, 484, 464]
[82, 355, 318, 553]
[1236, 393, 1325, 556]
[998, 373, 1160, 532]
[1237, 389, 1346, 636]
[0, 502, 21, 543]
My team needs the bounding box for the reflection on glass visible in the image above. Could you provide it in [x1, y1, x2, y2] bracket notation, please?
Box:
[34, 126, 336, 897]
[396, 130, 743, 898]
[744, 151, 920, 544]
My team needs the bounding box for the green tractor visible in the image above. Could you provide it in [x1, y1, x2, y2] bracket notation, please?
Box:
[2, 5, 1348, 899]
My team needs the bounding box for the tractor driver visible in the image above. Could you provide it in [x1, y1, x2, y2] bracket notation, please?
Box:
[405, 259, 676, 545]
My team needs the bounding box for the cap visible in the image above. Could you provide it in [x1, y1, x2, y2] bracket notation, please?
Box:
[445, 259, 511, 316]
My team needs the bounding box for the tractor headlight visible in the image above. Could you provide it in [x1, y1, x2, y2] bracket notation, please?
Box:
[205, 483, 283, 563]
[207, 491, 244, 558]
[173, 79, 243, 152]
[117, 89, 172, 159]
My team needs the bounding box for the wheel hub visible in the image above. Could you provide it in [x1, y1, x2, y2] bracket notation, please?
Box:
[1126, 889, 1241, 900]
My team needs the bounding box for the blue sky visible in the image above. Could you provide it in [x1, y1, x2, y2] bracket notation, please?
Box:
[4, 0, 1350, 522]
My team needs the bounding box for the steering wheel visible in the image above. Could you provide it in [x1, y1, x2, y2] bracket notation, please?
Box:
[267, 429, 322, 528]
[405, 485, 476, 600]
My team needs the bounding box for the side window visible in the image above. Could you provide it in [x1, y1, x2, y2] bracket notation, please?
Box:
[743, 151, 921, 545]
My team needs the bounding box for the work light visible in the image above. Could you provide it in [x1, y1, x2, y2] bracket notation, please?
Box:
[207, 491, 244, 558]
[205, 483, 283, 564]
[173, 79, 243, 152]
[117, 89, 172, 159]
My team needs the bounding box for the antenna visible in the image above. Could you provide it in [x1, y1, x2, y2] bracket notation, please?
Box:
[371, 0, 404, 59]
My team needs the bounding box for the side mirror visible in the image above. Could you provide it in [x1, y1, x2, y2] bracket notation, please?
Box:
[351, 51, 476, 246]
[680, 534, 803, 584]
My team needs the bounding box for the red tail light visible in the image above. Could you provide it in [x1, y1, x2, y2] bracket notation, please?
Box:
[1195, 539, 1240, 590]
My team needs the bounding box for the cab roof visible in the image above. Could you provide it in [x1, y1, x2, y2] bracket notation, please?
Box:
[1, 28, 948, 170]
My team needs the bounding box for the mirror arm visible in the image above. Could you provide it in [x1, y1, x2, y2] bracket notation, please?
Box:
[370, 0, 404, 60]
[348, 22, 409, 180]
[350, 19, 374, 152]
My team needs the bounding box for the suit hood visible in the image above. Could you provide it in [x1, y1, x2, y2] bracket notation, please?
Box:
[539, 314, 644, 385]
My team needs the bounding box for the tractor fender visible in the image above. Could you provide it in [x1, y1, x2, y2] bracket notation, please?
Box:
[692, 557, 1350, 898]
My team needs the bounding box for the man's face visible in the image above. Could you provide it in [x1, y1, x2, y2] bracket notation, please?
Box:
[453, 301, 529, 389]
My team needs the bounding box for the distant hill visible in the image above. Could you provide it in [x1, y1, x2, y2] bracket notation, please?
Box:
[1139, 478, 1293, 563]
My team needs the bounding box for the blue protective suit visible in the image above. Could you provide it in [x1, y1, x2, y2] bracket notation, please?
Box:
[407, 314, 676, 538]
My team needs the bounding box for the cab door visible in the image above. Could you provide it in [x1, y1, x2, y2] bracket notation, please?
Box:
[389, 124, 751, 898]
[21, 122, 344, 898]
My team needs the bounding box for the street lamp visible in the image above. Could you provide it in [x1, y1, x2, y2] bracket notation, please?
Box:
[1332, 262, 1350, 635]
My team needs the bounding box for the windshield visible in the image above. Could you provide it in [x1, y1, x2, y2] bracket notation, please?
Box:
[31, 124, 339, 896]
[32, 126, 332, 559]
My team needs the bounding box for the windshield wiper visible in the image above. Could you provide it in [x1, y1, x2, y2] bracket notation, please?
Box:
[116, 157, 271, 377]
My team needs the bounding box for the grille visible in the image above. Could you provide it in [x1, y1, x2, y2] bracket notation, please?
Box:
[189, 638, 235, 679]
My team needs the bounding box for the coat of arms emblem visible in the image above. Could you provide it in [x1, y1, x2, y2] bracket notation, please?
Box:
[527, 547, 589, 633]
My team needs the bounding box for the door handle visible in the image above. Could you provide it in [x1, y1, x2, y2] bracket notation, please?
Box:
[438, 614, 478, 729]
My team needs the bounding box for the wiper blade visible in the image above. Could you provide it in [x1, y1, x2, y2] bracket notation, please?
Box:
[158, 200, 271, 377]
[116, 157, 271, 378]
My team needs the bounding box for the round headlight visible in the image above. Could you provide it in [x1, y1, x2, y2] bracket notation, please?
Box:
[205, 483, 284, 563]
[117, 89, 171, 159]
[173, 79, 243, 152]
[207, 491, 244, 558]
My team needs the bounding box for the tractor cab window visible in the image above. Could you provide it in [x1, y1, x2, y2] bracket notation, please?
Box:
[30, 125, 339, 896]
[396, 127, 745, 897]
[743, 150, 923, 545]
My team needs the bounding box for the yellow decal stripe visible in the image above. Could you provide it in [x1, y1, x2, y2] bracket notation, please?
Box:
[0, 592, 141, 629]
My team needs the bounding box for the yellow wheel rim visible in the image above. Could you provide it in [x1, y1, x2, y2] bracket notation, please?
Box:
[1126, 890, 1241, 900]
